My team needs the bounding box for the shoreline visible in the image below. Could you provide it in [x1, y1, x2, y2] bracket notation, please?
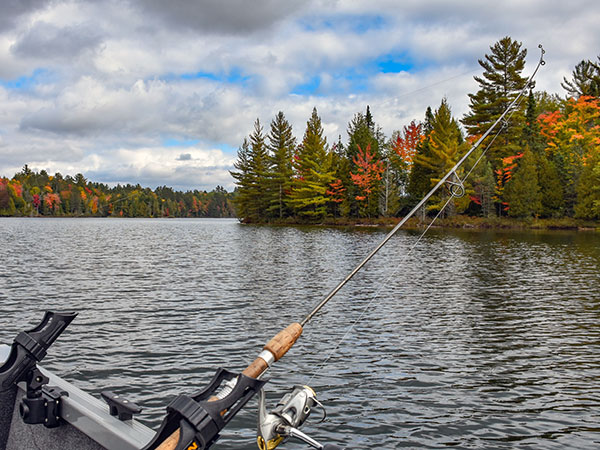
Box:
[245, 216, 600, 232]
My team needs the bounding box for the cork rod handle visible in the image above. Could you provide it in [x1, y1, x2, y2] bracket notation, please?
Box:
[155, 323, 303, 450]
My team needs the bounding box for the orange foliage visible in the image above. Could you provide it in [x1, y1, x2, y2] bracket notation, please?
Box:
[539, 96, 600, 153]
[44, 193, 61, 210]
[326, 179, 346, 203]
[350, 144, 385, 201]
[392, 121, 424, 164]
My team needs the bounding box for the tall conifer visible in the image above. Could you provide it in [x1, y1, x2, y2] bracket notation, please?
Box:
[288, 108, 334, 220]
[462, 36, 528, 169]
[266, 111, 296, 219]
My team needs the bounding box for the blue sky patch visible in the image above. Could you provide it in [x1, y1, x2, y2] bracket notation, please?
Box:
[299, 13, 386, 34]
[377, 55, 414, 74]
[178, 67, 250, 84]
[0, 68, 51, 91]
[291, 76, 321, 95]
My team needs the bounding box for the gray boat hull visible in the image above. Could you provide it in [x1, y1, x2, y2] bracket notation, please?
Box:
[0, 344, 154, 450]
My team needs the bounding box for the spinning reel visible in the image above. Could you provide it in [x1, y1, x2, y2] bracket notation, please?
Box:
[257, 385, 340, 450]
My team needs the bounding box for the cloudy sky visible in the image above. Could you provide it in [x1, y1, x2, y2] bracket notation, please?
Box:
[0, 0, 598, 191]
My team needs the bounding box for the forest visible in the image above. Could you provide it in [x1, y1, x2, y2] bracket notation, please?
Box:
[231, 37, 600, 224]
[2, 37, 599, 223]
[0, 168, 235, 218]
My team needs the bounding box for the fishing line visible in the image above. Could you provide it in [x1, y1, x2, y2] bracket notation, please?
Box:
[301, 45, 544, 330]
[306, 121, 507, 384]
[306, 75, 535, 382]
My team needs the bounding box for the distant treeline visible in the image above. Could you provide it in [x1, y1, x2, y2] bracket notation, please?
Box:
[231, 36, 600, 223]
[0, 167, 235, 218]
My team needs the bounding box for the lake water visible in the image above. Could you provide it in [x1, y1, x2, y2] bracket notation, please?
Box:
[1, 218, 599, 449]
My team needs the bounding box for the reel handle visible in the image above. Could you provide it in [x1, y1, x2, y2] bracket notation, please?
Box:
[154, 323, 303, 450]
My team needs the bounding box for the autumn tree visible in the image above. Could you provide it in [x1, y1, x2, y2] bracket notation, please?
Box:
[538, 95, 600, 214]
[350, 144, 385, 217]
[574, 149, 600, 219]
[345, 106, 385, 216]
[386, 121, 424, 215]
[523, 91, 563, 217]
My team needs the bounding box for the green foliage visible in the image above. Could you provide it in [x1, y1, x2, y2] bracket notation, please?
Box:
[574, 150, 600, 219]
[462, 36, 528, 169]
[503, 147, 542, 218]
[413, 99, 468, 215]
[226, 36, 600, 225]
[464, 149, 495, 217]
[537, 153, 563, 217]
[561, 58, 600, 98]
[288, 108, 335, 220]
[266, 112, 296, 219]
[230, 120, 271, 222]
[407, 106, 436, 204]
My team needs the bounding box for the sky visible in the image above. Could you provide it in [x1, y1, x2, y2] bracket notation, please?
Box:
[0, 0, 599, 191]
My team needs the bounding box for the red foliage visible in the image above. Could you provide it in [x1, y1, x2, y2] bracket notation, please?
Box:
[391, 121, 424, 164]
[350, 144, 385, 201]
[326, 179, 346, 203]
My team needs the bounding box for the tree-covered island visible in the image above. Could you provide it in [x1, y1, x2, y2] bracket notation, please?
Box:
[1, 37, 599, 227]
[231, 37, 600, 227]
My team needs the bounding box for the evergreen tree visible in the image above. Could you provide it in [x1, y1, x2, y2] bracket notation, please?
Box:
[462, 36, 528, 169]
[536, 154, 563, 217]
[266, 111, 296, 219]
[503, 147, 541, 218]
[243, 119, 270, 221]
[574, 149, 600, 219]
[522, 90, 545, 152]
[407, 106, 435, 205]
[412, 99, 468, 215]
[288, 107, 335, 220]
[561, 59, 600, 98]
[230, 138, 253, 219]
[467, 153, 496, 217]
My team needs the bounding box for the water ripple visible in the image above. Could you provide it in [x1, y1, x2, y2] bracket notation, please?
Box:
[1, 218, 599, 449]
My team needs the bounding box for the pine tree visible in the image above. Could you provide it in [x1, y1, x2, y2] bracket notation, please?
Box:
[412, 99, 468, 215]
[462, 36, 528, 170]
[468, 153, 496, 217]
[561, 59, 600, 99]
[230, 120, 270, 222]
[408, 106, 435, 204]
[247, 119, 271, 220]
[230, 138, 253, 219]
[574, 149, 600, 219]
[288, 107, 335, 221]
[266, 111, 296, 219]
[537, 154, 563, 217]
[503, 147, 541, 218]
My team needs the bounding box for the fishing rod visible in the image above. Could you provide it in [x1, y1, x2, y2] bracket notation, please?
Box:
[145, 45, 546, 450]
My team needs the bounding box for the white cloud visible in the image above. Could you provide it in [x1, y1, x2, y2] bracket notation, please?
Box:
[1, 0, 599, 190]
